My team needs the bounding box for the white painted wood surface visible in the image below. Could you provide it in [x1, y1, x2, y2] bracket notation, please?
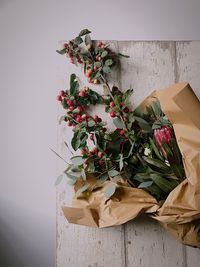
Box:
[56, 41, 200, 267]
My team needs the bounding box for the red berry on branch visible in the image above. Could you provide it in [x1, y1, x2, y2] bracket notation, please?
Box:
[67, 121, 73, 127]
[59, 90, 65, 97]
[98, 160, 105, 166]
[98, 117, 102, 123]
[98, 41, 103, 47]
[110, 101, 115, 108]
[94, 115, 99, 123]
[85, 69, 92, 78]
[110, 111, 116, 118]
[76, 117, 82, 123]
[56, 95, 62, 101]
[90, 134, 94, 141]
[64, 43, 68, 48]
[81, 114, 87, 120]
[69, 106, 74, 111]
[79, 91, 86, 97]
[123, 107, 129, 113]
[102, 127, 107, 132]
[119, 129, 126, 136]
[88, 150, 93, 156]
[98, 151, 103, 158]
[80, 149, 86, 156]
[67, 100, 73, 106]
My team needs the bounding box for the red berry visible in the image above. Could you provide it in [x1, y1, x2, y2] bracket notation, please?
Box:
[98, 160, 104, 166]
[86, 69, 92, 78]
[119, 129, 126, 136]
[110, 111, 116, 118]
[59, 90, 65, 97]
[90, 134, 94, 141]
[102, 127, 107, 132]
[110, 101, 115, 108]
[76, 117, 82, 123]
[98, 41, 103, 47]
[64, 117, 68, 122]
[94, 115, 99, 123]
[67, 100, 73, 106]
[79, 91, 86, 97]
[94, 66, 98, 71]
[98, 151, 103, 158]
[88, 150, 93, 156]
[67, 121, 73, 126]
[124, 107, 129, 113]
[93, 147, 98, 155]
[64, 43, 68, 48]
[98, 117, 102, 123]
[56, 95, 62, 101]
[69, 106, 74, 111]
[81, 114, 87, 120]
[123, 115, 128, 122]
[80, 149, 86, 156]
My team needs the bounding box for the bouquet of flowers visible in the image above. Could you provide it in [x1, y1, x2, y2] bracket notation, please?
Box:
[55, 29, 200, 247]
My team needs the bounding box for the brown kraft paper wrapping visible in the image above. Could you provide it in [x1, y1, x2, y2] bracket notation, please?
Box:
[62, 82, 200, 247]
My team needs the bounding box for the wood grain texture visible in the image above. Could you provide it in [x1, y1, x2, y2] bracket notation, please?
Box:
[56, 41, 200, 267]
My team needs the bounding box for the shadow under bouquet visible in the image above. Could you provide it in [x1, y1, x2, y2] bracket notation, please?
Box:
[55, 29, 200, 247]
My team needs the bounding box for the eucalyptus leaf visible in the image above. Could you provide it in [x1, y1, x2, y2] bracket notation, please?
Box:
[79, 29, 91, 36]
[113, 117, 124, 129]
[104, 183, 117, 199]
[138, 181, 153, 189]
[55, 174, 63, 186]
[71, 156, 84, 166]
[108, 169, 120, 177]
[74, 184, 90, 198]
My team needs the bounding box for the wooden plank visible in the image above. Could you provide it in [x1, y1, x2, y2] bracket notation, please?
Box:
[56, 41, 126, 267]
[176, 41, 200, 267]
[118, 41, 185, 267]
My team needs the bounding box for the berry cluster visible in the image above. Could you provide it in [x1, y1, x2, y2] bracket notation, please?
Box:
[56, 29, 128, 85]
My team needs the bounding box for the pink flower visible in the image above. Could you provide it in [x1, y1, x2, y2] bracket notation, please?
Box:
[154, 126, 173, 156]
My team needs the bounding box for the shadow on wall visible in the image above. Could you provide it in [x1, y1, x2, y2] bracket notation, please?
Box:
[0, 199, 54, 267]
[0, 219, 26, 267]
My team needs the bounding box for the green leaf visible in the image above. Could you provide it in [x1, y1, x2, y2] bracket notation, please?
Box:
[151, 174, 177, 194]
[85, 34, 92, 47]
[74, 36, 83, 45]
[104, 183, 117, 199]
[70, 73, 79, 96]
[94, 61, 101, 68]
[143, 157, 171, 172]
[71, 156, 84, 166]
[55, 174, 63, 186]
[113, 117, 124, 129]
[151, 100, 162, 117]
[75, 183, 90, 198]
[99, 173, 109, 182]
[79, 29, 91, 36]
[119, 154, 123, 171]
[149, 137, 163, 160]
[105, 59, 113, 66]
[138, 181, 153, 189]
[103, 65, 111, 73]
[56, 48, 67, 55]
[101, 50, 108, 58]
[81, 168, 86, 180]
[71, 132, 80, 151]
[88, 120, 96, 127]
[108, 169, 120, 177]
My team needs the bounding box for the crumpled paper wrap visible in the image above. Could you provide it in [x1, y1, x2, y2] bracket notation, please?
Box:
[62, 82, 200, 247]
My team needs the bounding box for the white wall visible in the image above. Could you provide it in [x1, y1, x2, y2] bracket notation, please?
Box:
[0, 1, 200, 267]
